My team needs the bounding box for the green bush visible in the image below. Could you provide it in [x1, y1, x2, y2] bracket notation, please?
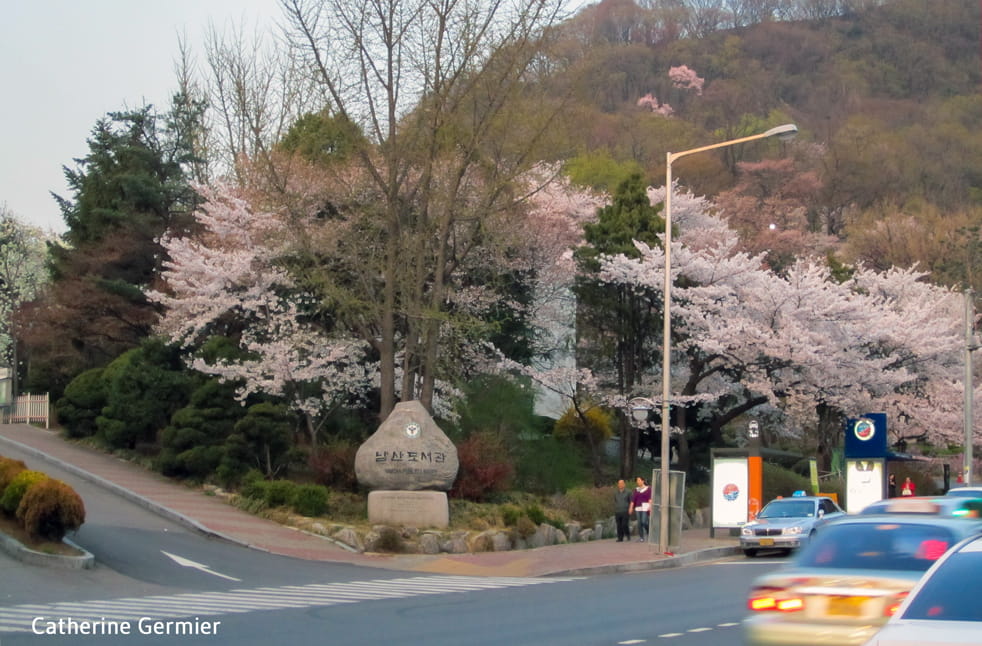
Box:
[1, 470, 48, 515]
[0, 456, 27, 495]
[524, 503, 547, 526]
[684, 483, 711, 516]
[16, 478, 86, 541]
[291, 484, 330, 517]
[264, 480, 298, 508]
[514, 436, 590, 495]
[55, 367, 106, 439]
[95, 340, 195, 450]
[223, 403, 294, 478]
[501, 504, 522, 526]
[763, 462, 812, 502]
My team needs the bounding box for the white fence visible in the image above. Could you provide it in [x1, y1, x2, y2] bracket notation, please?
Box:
[4, 393, 50, 429]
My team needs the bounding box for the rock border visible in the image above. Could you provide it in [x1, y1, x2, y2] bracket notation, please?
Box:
[0, 528, 94, 569]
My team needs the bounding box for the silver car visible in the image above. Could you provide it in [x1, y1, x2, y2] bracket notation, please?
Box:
[861, 532, 982, 645]
[741, 496, 844, 557]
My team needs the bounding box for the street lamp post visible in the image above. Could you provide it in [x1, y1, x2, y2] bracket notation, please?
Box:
[651, 124, 797, 553]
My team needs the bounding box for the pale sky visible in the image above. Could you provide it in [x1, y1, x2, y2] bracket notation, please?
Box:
[1, 0, 590, 236]
[0, 0, 282, 234]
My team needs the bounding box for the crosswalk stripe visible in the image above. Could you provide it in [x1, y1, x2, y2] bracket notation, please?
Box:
[0, 575, 576, 633]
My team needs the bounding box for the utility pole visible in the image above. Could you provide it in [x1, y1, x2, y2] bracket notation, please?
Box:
[965, 289, 976, 485]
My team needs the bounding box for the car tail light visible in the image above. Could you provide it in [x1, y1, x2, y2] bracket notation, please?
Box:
[884, 591, 909, 617]
[748, 588, 804, 612]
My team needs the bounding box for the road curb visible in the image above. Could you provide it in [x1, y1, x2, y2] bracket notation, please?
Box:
[0, 528, 95, 569]
[545, 545, 744, 577]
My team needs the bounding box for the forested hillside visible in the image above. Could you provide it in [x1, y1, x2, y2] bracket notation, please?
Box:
[547, 0, 981, 289]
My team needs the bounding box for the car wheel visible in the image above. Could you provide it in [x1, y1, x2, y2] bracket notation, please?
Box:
[744, 549, 758, 558]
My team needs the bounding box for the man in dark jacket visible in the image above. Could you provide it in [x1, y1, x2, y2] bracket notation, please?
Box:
[614, 479, 632, 542]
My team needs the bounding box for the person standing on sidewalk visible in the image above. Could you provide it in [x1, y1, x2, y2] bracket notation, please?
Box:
[629, 476, 651, 543]
[614, 479, 632, 542]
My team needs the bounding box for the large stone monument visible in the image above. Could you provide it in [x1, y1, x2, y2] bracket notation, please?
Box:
[354, 400, 459, 528]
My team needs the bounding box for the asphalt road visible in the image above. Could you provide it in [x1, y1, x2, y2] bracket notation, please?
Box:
[0, 558, 782, 645]
[0, 440, 784, 645]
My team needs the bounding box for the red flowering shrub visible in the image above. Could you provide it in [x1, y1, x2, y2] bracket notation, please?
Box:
[450, 432, 514, 502]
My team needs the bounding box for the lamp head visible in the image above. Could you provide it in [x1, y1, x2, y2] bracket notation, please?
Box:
[764, 123, 798, 141]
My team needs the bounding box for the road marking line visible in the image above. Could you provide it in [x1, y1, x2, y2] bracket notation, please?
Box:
[687, 627, 712, 632]
[618, 640, 647, 644]
[717, 622, 740, 627]
[658, 633, 684, 638]
[0, 575, 579, 634]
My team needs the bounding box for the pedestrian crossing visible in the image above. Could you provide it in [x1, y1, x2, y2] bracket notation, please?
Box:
[0, 575, 578, 634]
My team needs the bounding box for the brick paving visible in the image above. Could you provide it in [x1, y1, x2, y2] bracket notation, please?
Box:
[0, 423, 740, 577]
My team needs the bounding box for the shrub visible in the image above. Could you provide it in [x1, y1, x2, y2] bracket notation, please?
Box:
[0, 456, 27, 495]
[514, 436, 590, 495]
[554, 486, 614, 524]
[500, 504, 522, 526]
[1, 470, 48, 515]
[55, 367, 106, 439]
[264, 480, 298, 508]
[16, 478, 86, 541]
[684, 483, 711, 516]
[95, 340, 195, 450]
[515, 515, 538, 539]
[763, 462, 812, 502]
[524, 502, 547, 526]
[450, 432, 514, 501]
[291, 484, 330, 517]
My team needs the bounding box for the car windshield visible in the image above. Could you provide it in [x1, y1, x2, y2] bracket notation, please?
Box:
[758, 501, 814, 519]
[902, 550, 982, 621]
[796, 522, 957, 572]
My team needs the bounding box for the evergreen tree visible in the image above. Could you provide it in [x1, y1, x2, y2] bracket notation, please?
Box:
[19, 97, 205, 394]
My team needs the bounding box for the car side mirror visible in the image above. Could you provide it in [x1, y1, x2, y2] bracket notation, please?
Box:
[818, 509, 825, 518]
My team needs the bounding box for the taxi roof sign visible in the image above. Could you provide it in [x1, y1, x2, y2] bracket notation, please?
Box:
[792, 490, 806, 497]
[884, 498, 941, 514]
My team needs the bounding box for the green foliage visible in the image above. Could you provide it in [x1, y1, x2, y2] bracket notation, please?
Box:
[452, 375, 540, 441]
[222, 403, 295, 478]
[264, 480, 299, 508]
[156, 379, 245, 479]
[576, 173, 666, 268]
[450, 432, 515, 502]
[55, 367, 107, 439]
[684, 483, 711, 516]
[762, 462, 812, 502]
[0, 470, 48, 515]
[277, 110, 364, 167]
[0, 456, 27, 495]
[564, 150, 645, 194]
[514, 436, 590, 495]
[16, 478, 86, 541]
[291, 484, 330, 517]
[95, 339, 195, 450]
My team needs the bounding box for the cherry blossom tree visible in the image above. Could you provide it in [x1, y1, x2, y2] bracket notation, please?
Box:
[598, 201, 970, 470]
[148, 183, 374, 445]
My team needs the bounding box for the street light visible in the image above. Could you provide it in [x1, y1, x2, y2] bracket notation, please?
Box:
[652, 123, 798, 553]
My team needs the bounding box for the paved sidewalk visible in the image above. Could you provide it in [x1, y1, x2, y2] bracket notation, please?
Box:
[0, 424, 740, 577]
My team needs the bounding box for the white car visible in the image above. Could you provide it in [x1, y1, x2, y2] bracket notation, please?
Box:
[740, 495, 844, 557]
[861, 532, 982, 645]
